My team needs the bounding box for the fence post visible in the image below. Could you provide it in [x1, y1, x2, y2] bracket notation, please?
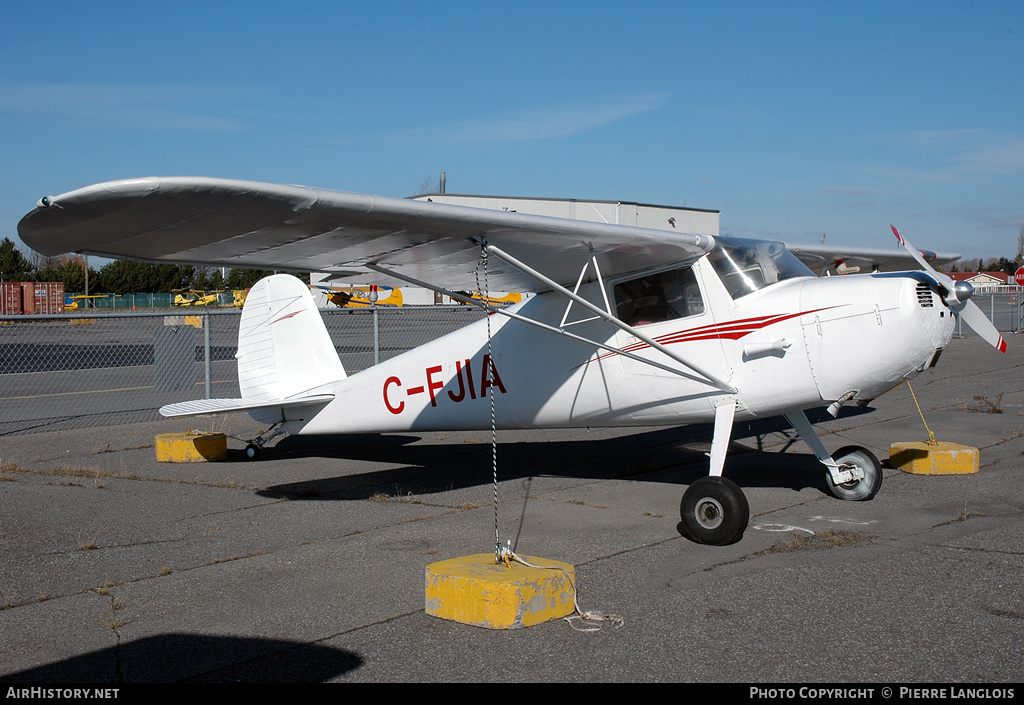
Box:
[204, 310, 212, 399]
[1019, 289, 1023, 333]
[369, 286, 380, 365]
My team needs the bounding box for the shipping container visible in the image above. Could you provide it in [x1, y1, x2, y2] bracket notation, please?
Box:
[33, 282, 64, 314]
[1, 282, 22, 314]
[0, 282, 65, 314]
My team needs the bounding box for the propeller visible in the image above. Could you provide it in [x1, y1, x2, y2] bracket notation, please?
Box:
[891, 225, 1007, 353]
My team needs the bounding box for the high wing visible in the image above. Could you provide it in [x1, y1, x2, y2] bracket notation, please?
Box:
[18, 176, 714, 292]
[787, 242, 960, 275]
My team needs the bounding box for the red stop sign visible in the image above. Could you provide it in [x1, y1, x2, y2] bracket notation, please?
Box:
[1015, 267, 1024, 286]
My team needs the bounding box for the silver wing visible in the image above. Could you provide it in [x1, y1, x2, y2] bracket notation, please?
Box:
[788, 242, 960, 275]
[18, 176, 714, 292]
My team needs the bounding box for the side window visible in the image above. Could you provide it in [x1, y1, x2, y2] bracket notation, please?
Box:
[613, 266, 705, 327]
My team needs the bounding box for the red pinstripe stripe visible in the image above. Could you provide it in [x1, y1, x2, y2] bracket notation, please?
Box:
[586, 306, 838, 366]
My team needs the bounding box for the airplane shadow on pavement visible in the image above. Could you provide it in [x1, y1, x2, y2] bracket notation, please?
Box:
[0, 634, 361, 684]
[254, 406, 877, 503]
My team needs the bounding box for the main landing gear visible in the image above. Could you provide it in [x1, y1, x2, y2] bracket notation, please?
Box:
[680, 476, 750, 546]
[678, 405, 883, 546]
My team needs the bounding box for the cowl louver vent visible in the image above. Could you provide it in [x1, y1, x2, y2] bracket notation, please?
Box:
[916, 282, 934, 308]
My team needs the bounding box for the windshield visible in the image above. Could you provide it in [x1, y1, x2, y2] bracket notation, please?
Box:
[707, 237, 814, 299]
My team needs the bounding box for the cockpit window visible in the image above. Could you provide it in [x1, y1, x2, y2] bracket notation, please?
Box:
[707, 237, 814, 299]
[613, 265, 705, 327]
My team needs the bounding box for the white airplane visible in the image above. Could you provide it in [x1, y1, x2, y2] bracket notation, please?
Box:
[18, 177, 1007, 546]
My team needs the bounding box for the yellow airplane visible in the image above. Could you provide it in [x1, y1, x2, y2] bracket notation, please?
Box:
[458, 291, 522, 306]
[63, 294, 108, 311]
[313, 284, 403, 308]
[172, 289, 222, 307]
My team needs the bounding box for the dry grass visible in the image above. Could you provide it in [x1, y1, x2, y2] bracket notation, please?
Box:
[758, 529, 878, 554]
[0, 460, 257, 490]
[968, 394, 1004, 414]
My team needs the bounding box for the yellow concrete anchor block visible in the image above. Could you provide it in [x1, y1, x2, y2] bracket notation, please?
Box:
[425, 553, 576, 629]
[155, 431, 227, 463]
[889, 441, 979, 475]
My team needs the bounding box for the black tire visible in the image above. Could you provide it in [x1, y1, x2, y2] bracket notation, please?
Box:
[680, 476, 750, 545]
[245, 443, 261, 461]
[825, 445, 882, 501]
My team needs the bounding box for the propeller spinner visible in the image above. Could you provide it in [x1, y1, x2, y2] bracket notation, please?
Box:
[890, 225, 1007, 353]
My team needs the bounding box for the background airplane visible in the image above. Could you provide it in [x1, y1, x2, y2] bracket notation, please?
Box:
[63, 293, 109, 311]
[172, 288, 223, 307]
[312, 283, 404, 308]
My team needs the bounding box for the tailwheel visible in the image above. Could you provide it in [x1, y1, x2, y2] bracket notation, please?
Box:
[680, 476, 750, 546]
[826, 445, 882, 501]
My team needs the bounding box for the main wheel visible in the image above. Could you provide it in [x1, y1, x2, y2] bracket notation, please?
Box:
[825, 445, 882, 501]
[680, 476, 750, 545]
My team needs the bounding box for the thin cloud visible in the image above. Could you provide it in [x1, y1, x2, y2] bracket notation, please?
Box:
[906, 129, 1024, 174]
[822, 188, 875, 209]
[397, 93, 671, 143]
[948, 204, 1024, 231]
[824, 187, 874, 197]
[958, 138, 1024, 173]
[0, 83, 251, 132]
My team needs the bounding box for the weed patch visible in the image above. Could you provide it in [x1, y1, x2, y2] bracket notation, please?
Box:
[758, 529, 878, 554]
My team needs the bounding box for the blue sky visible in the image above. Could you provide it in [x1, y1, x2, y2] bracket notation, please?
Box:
[1, 1, 1022, 263]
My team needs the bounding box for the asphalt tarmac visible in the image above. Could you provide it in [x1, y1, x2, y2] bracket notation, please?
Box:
[0, 335, 1022, 684]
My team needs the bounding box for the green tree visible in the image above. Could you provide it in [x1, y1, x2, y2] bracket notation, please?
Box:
[0, 238, 32, 282]
[34, 257, 97, 292]
[207, 268, 225, 290]
[98, 260, 194, 295]
[156, 264, 195, 292]
[98, 260, 153, 294]
[227, 268, 276, 290]
[225, 269, 309, 289]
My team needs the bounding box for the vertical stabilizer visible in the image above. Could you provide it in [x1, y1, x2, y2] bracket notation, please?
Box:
[237, 274, 346, 402]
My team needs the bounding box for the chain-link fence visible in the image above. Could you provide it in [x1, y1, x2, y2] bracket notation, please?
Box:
[2, 292, 1022, 437]
[0, 306, 484, 437]
[958, 290, 1022, 334]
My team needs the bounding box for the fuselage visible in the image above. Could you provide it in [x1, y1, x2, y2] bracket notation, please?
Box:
[285, 250, 955, 437]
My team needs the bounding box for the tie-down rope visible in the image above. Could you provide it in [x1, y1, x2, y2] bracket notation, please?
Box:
[496, 542, 624, 632]
[905, 381, 938, 446]
[475, 247, 500, 563]
[477, 245, 623, 632]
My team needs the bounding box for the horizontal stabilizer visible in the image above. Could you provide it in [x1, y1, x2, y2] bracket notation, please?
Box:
[160, 394, 335, 418]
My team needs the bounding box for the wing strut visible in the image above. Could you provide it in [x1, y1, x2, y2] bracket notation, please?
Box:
[558, 245, 613, 328]
[368, 245, 737, 394]
[479, 241, 738, 394]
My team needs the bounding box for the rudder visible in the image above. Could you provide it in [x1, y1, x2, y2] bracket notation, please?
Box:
[237, 274, 346, 403]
